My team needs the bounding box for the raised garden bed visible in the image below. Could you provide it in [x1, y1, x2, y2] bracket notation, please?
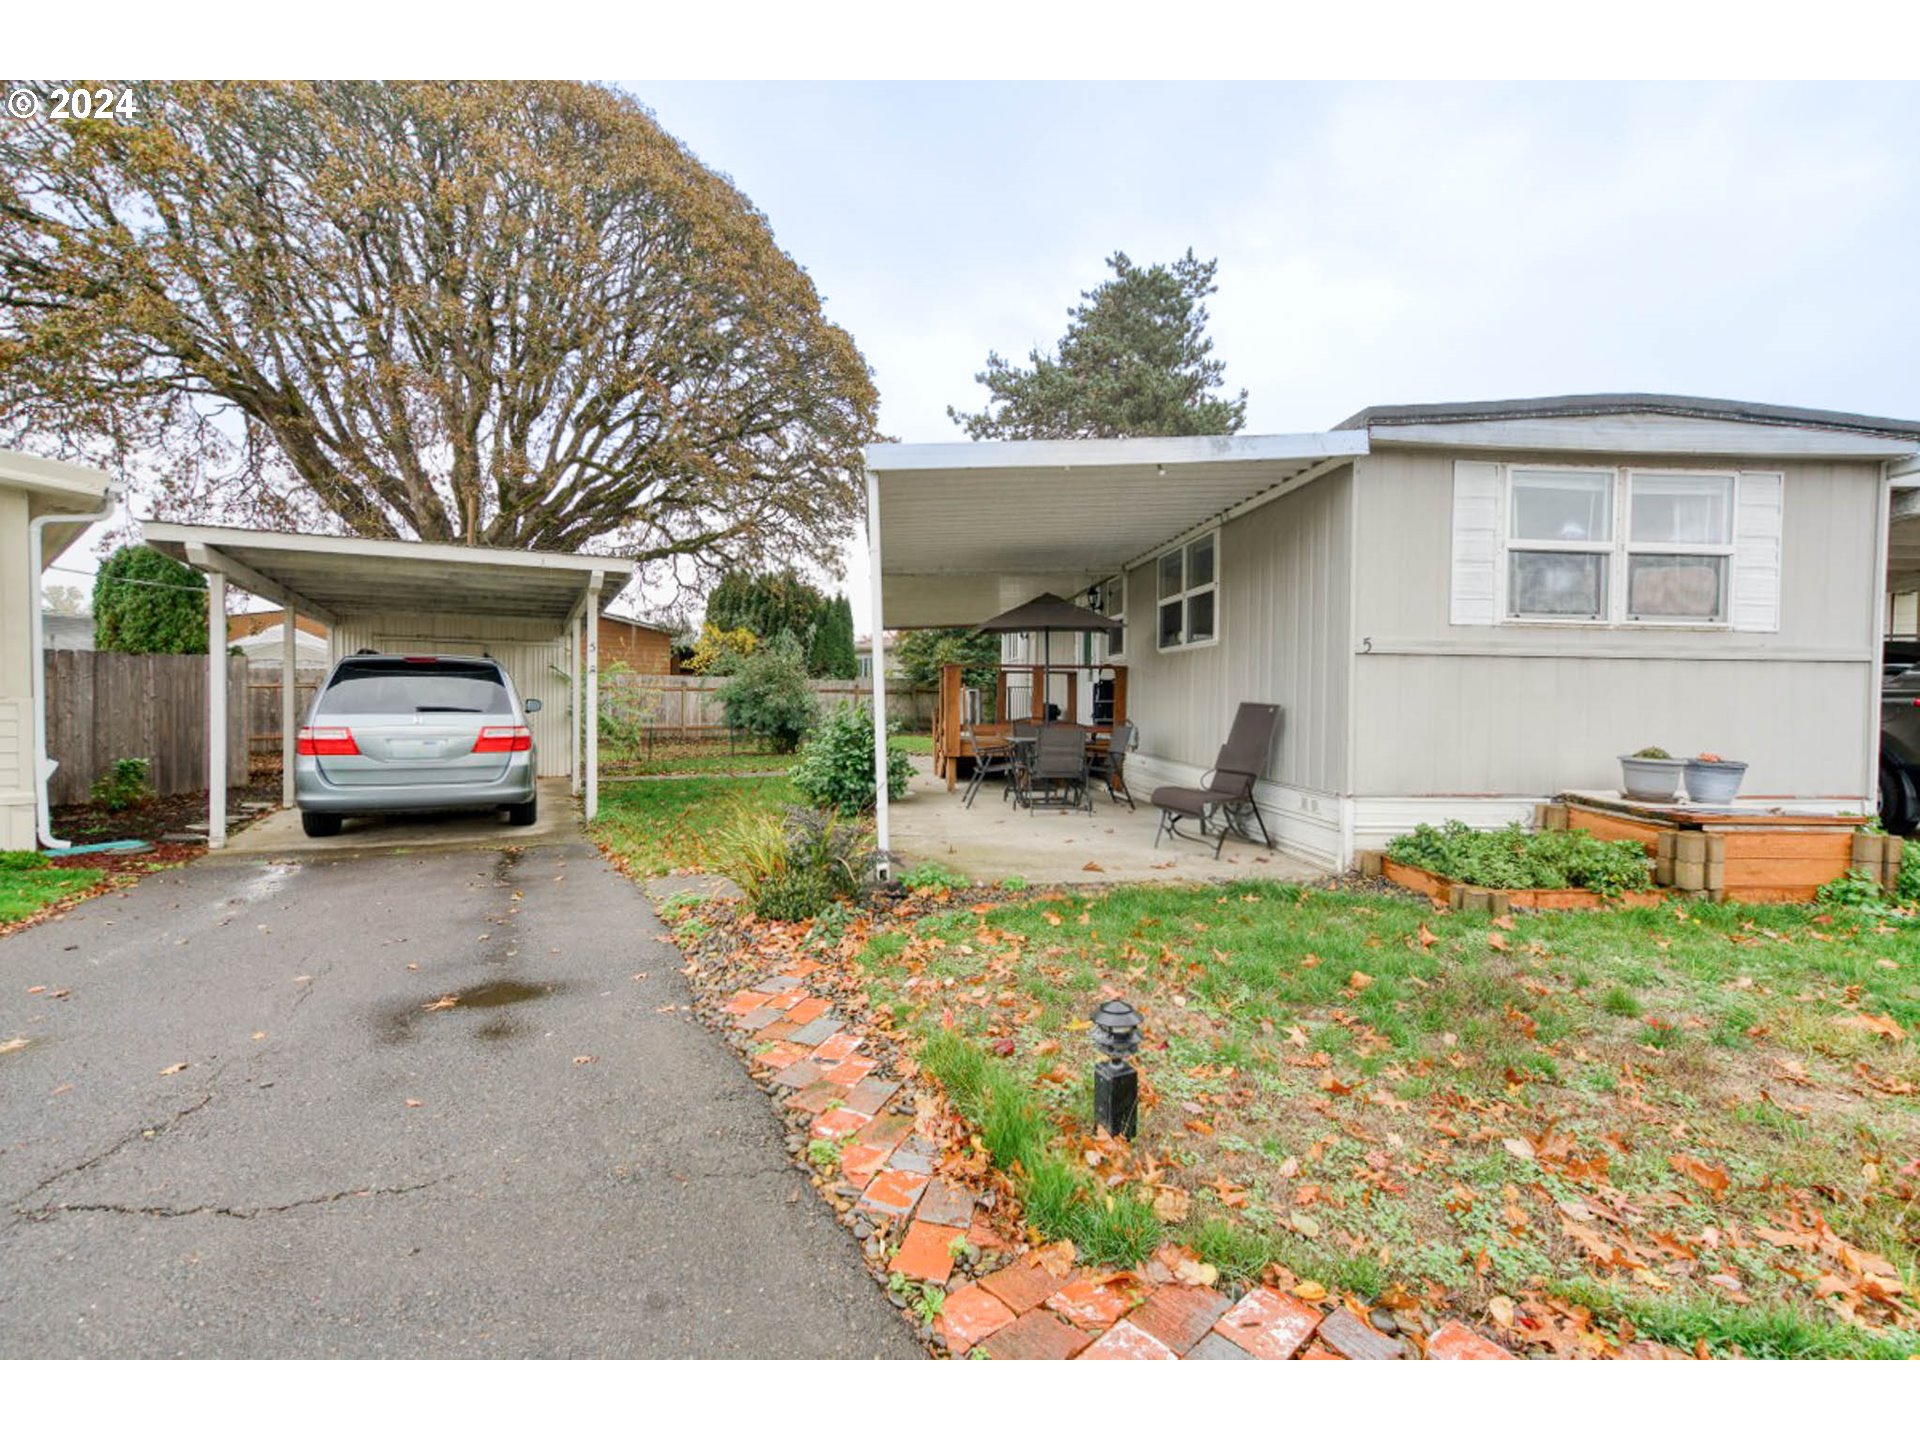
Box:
[1372, 854, 1661, 914]
[1546, 795, 1880, 904]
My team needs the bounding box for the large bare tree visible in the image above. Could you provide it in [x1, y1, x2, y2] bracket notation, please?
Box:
[0, 81, 877, 575]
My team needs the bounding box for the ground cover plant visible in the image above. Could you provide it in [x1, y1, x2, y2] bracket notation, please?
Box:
[1388, 821, 1654, 897]
[589, 775, 798, 876]
[0, 851, 105, 926]
[851, 879, 1920, 1357]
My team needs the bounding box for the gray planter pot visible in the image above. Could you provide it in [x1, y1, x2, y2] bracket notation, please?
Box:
[1684, 758, 1748, 806]
[1618, 755, 1686, 801]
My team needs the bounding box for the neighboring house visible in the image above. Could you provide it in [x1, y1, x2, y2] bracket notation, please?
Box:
[2, 450, 113, 849]
[855, 633, 902, 681]
[229, 617, 331, 667]
[40, 613, 95, 651]
[590, 612, 677, 674]
[865, 394, 1920, 867]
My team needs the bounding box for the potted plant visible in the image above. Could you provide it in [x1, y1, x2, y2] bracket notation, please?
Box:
[1684, 752, 1748, 806]
[1618, 746, 1686, 801]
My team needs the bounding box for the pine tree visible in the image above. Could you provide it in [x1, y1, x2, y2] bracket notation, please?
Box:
[948, 249, 1247, 440]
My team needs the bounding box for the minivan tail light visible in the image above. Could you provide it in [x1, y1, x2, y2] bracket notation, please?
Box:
[473, 726, 533, 753]
[297, 726, 358, 756]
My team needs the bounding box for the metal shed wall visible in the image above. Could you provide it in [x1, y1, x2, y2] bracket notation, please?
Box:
[328, 611, 574, 777]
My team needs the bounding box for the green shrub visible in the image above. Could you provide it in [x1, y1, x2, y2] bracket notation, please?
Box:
[718, 804, 875, 922]
[715, 633, 817, 752]
[1899, 840, 1920, 905]
[90, 757, 153, 813]
[0, 850, 53, 872]
[899, 860, 968, 892]
[1386, 821, 1653, 897]
[790, 702, 914, 814]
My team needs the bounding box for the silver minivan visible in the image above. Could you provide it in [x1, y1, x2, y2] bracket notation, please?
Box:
[294, 653, 541, 838]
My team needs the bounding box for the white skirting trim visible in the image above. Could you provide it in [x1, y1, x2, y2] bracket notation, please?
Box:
[1127, 754, 1346, 868]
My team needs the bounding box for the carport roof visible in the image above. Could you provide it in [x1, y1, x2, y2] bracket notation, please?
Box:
[142, 521, 637, 625]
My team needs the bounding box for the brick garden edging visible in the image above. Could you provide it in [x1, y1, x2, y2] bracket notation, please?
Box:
[697, 935, 1523, 1361]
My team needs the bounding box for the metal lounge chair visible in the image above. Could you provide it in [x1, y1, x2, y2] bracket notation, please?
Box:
[1020, 723, 1091, 814]
[1151, 703, 1281, 857]
[1087, 721, 1137, 809]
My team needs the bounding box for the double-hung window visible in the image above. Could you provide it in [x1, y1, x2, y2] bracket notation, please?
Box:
[1624, 471, 1735, 623]
[1507, 468, 1614, 621]
[1460, 460, 1774, 630]
[1156, 532, 1218, 650]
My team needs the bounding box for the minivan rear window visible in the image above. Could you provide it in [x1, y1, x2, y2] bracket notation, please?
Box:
[316, 658, 513, 716]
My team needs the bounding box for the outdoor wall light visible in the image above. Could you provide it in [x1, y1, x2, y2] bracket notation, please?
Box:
[1090, 997, 1143, 1139]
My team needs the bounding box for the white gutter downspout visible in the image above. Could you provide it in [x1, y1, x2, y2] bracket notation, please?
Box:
[28, 483, 122, 849]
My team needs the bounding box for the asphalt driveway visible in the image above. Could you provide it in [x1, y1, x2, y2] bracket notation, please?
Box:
[0, 842, 917, 1358]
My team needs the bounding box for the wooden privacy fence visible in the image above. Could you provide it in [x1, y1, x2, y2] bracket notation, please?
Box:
[44, 651, 249, 806]
[245, 666, 328, 756]
[599, 672, 936, 738]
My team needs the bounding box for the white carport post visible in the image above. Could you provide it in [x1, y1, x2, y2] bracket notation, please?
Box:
[865, 468, 891, 879]
[583, 572, 603, 820]
[568, 613, 582, 797]
[281, 603, 298, 807]
[206, 569, 227, 850]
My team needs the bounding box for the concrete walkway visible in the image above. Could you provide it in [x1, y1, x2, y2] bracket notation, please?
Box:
[0, 841, 916, 1358]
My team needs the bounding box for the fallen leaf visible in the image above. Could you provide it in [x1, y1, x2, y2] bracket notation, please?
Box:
[1835, 1012, 1907, 1042]
[1151, 1186, 1192, 1223]
[1033, 1239, 1077, 1277]
[1292, 1280, 1328, 1302]
[1348, 971, 1374, 991]
[1081, 861, 1105, 873]
[1668, 1153, 1731, 1197]
[423, 994, 459, 1012]
[0, 1036, 28, 1055]
[159, 1062, 188, 1076]
[251, 1031, 266, 1041]
[404, 1098, 423, 1108]
[1416, 923, 1438, 951]
[1488, 1295, 1516, 1328]
[573, 1055, 596, 1065]
[1503, 1137, 1536, 1160]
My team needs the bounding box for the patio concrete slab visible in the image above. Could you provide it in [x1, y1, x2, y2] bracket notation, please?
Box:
[886, 761, 1328, 887]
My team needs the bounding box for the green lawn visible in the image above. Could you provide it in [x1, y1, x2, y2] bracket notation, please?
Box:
[890, 734, 933, 755]
[0, 856, 106, 926]
[590, 775, 798, 875]
[853, 880, 1920, 1357]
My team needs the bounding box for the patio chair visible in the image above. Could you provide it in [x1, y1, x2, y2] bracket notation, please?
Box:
[1002, 722, 1040, 806]
[962, 731, 1017, 808]
[1018, 723, 1091, 814]
[1151, 703, 1281, 857]
[1086, 722, 1137, 809]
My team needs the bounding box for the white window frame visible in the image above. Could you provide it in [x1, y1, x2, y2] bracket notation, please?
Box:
[1497, 466, 1741, 630]
[1620, 467, 1738, 627]
[1503, 465, 1616, 626]
[1154, 530, 1220, 652]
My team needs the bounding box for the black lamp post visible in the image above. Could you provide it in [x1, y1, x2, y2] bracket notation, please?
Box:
[1090, 997, 1143, 1139]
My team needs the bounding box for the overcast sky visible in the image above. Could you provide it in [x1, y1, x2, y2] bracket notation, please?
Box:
[627, 80, 1919, 634]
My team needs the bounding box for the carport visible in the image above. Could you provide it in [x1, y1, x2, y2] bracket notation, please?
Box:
[144, 523, 637, 847]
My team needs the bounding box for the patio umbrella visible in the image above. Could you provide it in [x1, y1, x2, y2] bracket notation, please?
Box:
[971, 592, 1123, 723]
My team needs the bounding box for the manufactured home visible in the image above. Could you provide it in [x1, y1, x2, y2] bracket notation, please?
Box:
[864, 394, 1920, 869]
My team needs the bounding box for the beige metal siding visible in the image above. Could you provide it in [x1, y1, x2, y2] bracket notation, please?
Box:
[1123, 466, 1352, 794]
[1349, 450, 1881, 798]
[328, 611, 573, 777]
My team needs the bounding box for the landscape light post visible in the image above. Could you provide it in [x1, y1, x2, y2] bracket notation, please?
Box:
[1090, 997, 1143, 1140]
